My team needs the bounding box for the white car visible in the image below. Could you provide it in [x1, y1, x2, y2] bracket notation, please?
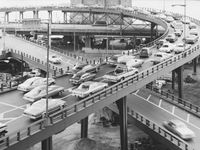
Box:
[151, 52, 173, 65]
[17, 77, 55, 92]
[174, 29, 182, 37]
[76, 64, 100, 75]
[189, 29, 198, 36]
[183, 35, 199, 44]
[24, 68, 41, 77]
[181, 18, 191, 24]
[23, 85, 64, 102]
[71, 81, 108, 98]
[163, 119, 195, 140]
[23, 98, 66, 120]
[165, 34, 177, 43]
[189, 22, 197, 30]
[119, 58, 144, 68]
[159, 43, 175, 53]
[174, 43, 191, 54]
[165, 16, 174, 22]
[49, 55, 61, 64]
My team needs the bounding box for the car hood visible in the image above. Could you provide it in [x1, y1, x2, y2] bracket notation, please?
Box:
[176, 127, 195, 136]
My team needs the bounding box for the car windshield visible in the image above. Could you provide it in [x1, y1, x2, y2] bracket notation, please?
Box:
[82, 85, 89, 90]
[163, 45, 169, 48]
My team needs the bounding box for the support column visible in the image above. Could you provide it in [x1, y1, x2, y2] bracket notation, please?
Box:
[193, 57, 197, 75]
[151, 23, 156, 41]
[176, 66, 183, 99]
[120, 13, 124, 36]
[172, 70, 176, 90]
[48, 11, 52, 23]
[5, 12, 9, 23]
[63, 11, 67, 23]
[116, 96, 128, 150]
[33, 10, 39, 18]
[19, 11, 24, 22]
[41, 136, 52, 150]
[80, 117, 88, 138]
[85, 35, 92, 48]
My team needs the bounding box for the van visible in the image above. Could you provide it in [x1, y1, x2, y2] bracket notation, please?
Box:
[139, 47, 152, 58]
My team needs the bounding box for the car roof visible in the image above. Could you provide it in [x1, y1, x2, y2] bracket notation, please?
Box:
[170, 119, 185, 126]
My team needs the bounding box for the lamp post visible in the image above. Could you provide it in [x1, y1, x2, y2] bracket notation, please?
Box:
[3, 13, 6, 51]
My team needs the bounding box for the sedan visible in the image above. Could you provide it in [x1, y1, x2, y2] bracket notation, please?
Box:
[23, 98, 66, 120]
[70, 81, 108, 98]
[69, 72, 96, 85]
[76, 64, 100, 75]
[165, 34, 178, 43]
[163, 119, 195, 140]
[23, 85, 64, 102]
[159, 43, 175, 53]
[49, 55, 61, 64]
[183, 35, 199, 44]
[174, 43, 191, 54]
[17, 77, 55, 92]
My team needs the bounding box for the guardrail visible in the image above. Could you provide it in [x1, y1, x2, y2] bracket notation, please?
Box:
[146, 85, 200, 118]
[0, 7, 198, 150]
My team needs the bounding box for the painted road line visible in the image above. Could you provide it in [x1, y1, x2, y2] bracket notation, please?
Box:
[147, 95, 151, 101]
[172, 106, 175, 114]
[6, 115, 25, 124]
[0, 101, 25, 110]
[159, 99, 162, 107]
[187, 114, 190, 123]
[134, 94, 200, 130]
[135, 90, 139, 94]
[61, 94, 73, 100]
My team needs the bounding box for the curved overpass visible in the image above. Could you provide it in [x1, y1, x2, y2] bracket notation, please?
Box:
[0, 6, 200, 150]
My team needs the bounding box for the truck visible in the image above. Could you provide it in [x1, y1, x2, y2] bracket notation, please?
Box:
[102, 64, 139, 83]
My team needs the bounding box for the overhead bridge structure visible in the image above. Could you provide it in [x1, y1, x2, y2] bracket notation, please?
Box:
[0, 5, 200, 150]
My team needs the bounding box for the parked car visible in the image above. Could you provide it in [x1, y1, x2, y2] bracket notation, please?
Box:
[174, 43, 191, 54]
[70, 81, 108, 98]
[70, 72, 96, 85]
[159, 43, 175, 53]
[17, 77, 55, 92]
[23, 98, 66, 120]
[48, 55, 61, 64]
[139, 47, 152, 58]
[151, 52, 173, 65]
[183, 35, 199, 44]
[165, 34, 178, 43]
[163, 119, 195, 140]
[23, 85, 64, 102]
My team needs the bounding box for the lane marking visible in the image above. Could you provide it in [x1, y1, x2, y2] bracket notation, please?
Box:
[187, 114, 190, 123]
[61, 94, 73, 100]
[0, 102, 26, 110]
[159, 99, 162, 107]
[135, 90, 139, 94]
[146, 95, 151, 101]
[172, 106, 175, 114]
[5, 115, 25, 124]
[133, 94, 200, 130]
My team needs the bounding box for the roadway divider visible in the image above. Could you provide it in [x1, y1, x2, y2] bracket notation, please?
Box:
[146, 84, 200, 119]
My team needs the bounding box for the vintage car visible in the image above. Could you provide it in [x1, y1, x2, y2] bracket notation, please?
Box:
[66, 63, 88, 75]
[159, 43, 175, 53]
[174, 43, 191, 54]
[24, 68, 41, 77]
[48, 55, 61, 64]
[119, 58, 144, 68]
[69, 72, 96, 85]
[23, 98, 66, 120]
[23, 85, 64, 102]
[165, 34, 178, 43]
[76, 64, 100, 75]
[151, 52, 173, 65]
[183, 35, 199, 44]
[70, 81, 108, 98]
[163, 119, 195, 140]
[17, 77, 55, 92]
[174, 29, 182, 37]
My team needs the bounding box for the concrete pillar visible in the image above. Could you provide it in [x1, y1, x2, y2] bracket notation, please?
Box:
[116, 96, 128, 150]
[120, 13, 124, 36]
[19, 11, 24, 22]
[85, 35, 92, 48]
[80, 117, 88, 138]
[5, 12, 9, 22]
[176, 66, 183, 99]
[193, 57, 197, 75]
[63, 11, 67, 23]
[48, 11, 52, 23]
[151, 23, 156, 41]
[89, 9, 92, 24]
[33, 10, 39, 18]
[172, 70, 176, 90]
[41, 136, 52, 150]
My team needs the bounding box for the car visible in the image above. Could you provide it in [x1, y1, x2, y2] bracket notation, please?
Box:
[119, 58, 144, 68]
[181, 18, 191, 24]
[165, 16, 174, 23]
[174, 43, 191, 54]
[76, 64, 100, 75]
[107, 54, 135, 66]
[48, 55, 61, 64]
[69, 72, 96, 85]
[183, 35, 199, 44]
[189, 29, 198, 36]
[151, 52, 173, 65]
[70, 81, 108, 98]
[171, 21, 183, 31]
[23, 98, 66, 120]
[174, 29, 182, 37]
[17, 77, 55, 92]
[24, 68, 41, 77]
[0, 122, 7, 138]
[189, 22, 197, 30]
[92, 20, 108, 26]
[139, 47, 152, 58]
[159, 43, 175, 53]
[165, 34, 178, 43]
[163, 119, 195, 140]
[66, 63, 88, 75]
[23, 85, 64, 102]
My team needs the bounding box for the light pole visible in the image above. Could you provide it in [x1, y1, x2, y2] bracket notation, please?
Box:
[3, 13, 6, 51]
